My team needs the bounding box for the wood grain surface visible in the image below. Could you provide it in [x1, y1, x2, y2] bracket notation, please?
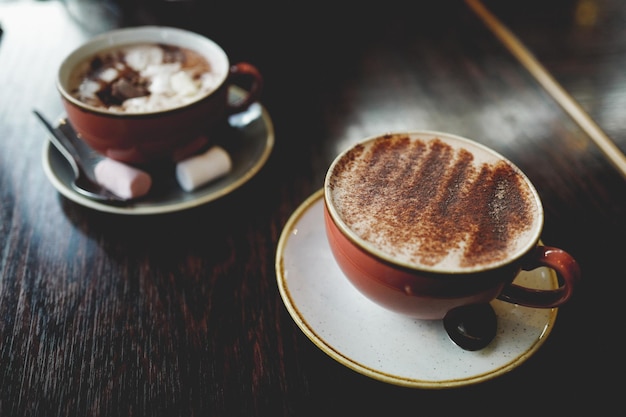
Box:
[0, 1, 624, 415]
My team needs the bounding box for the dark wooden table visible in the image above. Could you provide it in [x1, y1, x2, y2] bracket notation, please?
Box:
[1, 0, 624, 415]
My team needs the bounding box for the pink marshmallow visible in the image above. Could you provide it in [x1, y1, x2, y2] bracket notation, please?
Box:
[94, 158, 152, 200]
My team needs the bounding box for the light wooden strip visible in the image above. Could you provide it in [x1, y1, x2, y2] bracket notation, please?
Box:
[466, 0, 626, 178]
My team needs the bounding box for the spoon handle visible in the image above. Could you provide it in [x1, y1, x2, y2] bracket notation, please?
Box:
[33, 110, 83, 178]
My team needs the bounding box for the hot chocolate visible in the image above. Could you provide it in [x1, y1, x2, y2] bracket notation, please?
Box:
[326, 133, 542, 272]
[57, 26, 263, 165]
[68, 43, 221, 113]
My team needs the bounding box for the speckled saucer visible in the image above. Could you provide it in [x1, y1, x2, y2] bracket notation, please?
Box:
[275, 189, 558, 389]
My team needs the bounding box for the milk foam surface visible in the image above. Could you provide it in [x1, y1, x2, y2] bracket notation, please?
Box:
[70, 43, 221, 113]
[327, 133, 541, 271]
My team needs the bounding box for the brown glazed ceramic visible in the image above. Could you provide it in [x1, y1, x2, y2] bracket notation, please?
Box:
[323, 132, 581, 320]
[57, 26, 262, 166]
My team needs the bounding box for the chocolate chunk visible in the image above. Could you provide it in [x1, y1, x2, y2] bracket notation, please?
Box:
[160, 44, 185, 64]
[111, 76, 149, 102]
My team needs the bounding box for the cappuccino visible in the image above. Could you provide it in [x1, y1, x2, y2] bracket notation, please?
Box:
[326, 133, 542, 272]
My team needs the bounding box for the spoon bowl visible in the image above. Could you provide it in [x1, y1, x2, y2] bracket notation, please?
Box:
[443, 303, 498, 351]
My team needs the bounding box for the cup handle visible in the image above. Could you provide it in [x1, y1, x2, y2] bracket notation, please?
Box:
[497, 246, 581, 308]
[226, 62, 263, 115]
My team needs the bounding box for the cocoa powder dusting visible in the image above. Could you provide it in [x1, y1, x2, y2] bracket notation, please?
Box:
[329, 134, 537, 269]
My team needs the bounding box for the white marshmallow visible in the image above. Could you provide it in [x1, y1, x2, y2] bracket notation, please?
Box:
[148, 73, 172, 95]
[200, 72, 220, 92]
[142, 62, 181, 78]
[94, 158, 152, 200]
[170, 71, 199, 96]
[98, 67, 119, 83]
[124, 46, 164, 71]
[78, 80, 101, 99]
[176, 146, 232, 192]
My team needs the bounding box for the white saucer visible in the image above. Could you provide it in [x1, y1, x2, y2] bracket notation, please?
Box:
[275, 189, 559, 389]
[41, 87, 274, 215]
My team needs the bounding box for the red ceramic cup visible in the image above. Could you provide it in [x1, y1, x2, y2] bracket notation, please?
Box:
[57, 26, 263, 166]
[324, 131, 580, 320]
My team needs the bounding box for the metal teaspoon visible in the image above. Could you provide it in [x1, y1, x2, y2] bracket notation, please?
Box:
[33, 110, 127, 204]
[443, 303, 498, 351]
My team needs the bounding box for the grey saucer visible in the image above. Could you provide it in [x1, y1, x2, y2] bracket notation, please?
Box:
[42, 88, 274, 215]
